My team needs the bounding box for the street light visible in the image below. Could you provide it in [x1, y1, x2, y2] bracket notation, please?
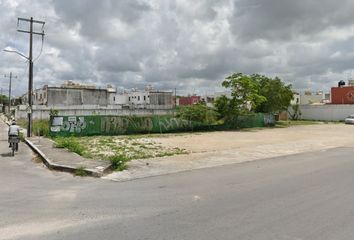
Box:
[3, 47, 32, 137]
[3, 47, 29, 61]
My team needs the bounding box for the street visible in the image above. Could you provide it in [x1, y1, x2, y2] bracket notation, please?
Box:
[1, 120, 354, 239]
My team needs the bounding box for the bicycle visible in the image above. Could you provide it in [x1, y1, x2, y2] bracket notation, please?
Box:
[9, 136, 20, 156]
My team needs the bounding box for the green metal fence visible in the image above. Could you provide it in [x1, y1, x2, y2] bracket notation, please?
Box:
[49, 113, 274, 137]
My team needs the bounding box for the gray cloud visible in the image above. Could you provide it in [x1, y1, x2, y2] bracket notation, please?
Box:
[1, 0, 354, 97]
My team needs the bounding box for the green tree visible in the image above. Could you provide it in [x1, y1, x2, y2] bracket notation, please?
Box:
[0, 94, 8, 104]
[176, 103, 218, 124]
[253, 74, 293, 113]
[215, 73, 266, 122]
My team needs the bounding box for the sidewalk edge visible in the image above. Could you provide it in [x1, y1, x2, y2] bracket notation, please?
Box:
[25, 138, 106, 177]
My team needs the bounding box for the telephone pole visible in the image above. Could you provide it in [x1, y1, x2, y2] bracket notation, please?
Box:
[17, 17, 45, 137]
[4, 72, 17, 114]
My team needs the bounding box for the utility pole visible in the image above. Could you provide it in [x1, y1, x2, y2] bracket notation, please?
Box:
[17, 17, 45, 137]
[4, 72, 17, 114]
[174, 88, 177, 108]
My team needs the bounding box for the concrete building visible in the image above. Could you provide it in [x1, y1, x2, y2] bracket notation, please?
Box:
[178, 95, 201, 105]
[200, 91, 232, 107]
[17, 82, 174, 119]
[25, 81, 113, 107]
[331, 86, 354, 104]
[113, 88, 173, 109]
[299, 91, 326, 105]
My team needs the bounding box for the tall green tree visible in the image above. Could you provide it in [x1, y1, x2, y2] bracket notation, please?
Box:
[214, 73, 266, 122]
[253, 74, 293, 113]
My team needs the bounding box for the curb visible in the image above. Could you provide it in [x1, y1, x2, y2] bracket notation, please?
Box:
[25, 138, 110, 177]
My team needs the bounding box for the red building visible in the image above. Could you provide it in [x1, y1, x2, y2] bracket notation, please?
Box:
[331, 86, 354, 104]
[178, 95, 201, 105]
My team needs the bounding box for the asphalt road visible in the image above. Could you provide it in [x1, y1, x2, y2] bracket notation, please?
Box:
[1, 120, 354, 240]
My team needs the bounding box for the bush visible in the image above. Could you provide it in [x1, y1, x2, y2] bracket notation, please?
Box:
[75, 166, 88, 177]
[176, 103, 218, 125]
[16, 119, 50, 137]
[33, 120, 50, 137]
[109, 154, 128, 171]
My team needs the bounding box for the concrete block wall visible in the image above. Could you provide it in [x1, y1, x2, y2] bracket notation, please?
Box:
[15, 105, 174, 120]
[296, 104, 354, 121]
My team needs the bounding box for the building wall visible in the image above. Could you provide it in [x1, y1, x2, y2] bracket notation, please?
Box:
[129, 91, 150, 105]
[112, 93, 129, 105]
[15, 104, 174, 120]
[47, 88, 108, 106]
[331, 86, 354, 104]
[179, 96, 201, 105]
[149, 91, 173, 106]
[299, 94, 324, 105]
[290, 104, 354, 121]
[33, 88, 47, 105]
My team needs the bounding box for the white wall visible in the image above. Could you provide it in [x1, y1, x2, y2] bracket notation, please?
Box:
[129, 91, 149, 105]
[15, 104, 174, 120]
[300, 94, 324, 105]
[113, 93, 129, 104]
[297, 104, 354, 121]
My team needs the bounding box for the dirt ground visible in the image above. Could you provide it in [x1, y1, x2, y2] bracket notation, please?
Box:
[104, 123, 354, 181]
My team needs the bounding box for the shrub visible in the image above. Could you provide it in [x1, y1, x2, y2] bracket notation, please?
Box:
[16, 119, 50, 137]
[176, 103, 218, 125]
[33, 120, 50, 137]
[75, 166, 88, 177]
[109, 154, 128, 171]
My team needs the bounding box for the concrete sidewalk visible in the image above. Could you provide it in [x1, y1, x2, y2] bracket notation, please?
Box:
[0, 114, 111, 177]
[25, 137, 112, 177]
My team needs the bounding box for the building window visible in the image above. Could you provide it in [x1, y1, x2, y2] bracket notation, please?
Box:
[138, 96, 140, 101]
[113, 97, 116, 101]
[144, 96, 146, 101]
[129, 97, 131, 101]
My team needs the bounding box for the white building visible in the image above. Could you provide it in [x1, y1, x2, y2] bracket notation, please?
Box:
[201, 91, 232, 107]
[299, 91, 326, 105]
[112, 87, 173, 109]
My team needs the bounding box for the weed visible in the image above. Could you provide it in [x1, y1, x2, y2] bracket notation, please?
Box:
[75, 166, 88, 177]
[54, 136, 87, 156]
[109, 154, 128, 171]
[17, 119, 49, 137]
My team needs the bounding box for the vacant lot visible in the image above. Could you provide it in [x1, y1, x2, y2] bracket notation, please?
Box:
[104, 123, 354, 181]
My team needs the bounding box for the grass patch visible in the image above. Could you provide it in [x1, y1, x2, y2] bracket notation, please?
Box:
[75, 135, 189, 170]
[75, 166, 88, 177]
[52, 134, 189, 171]
[54, 136, 87, 156]
[17, 119, 50, 137]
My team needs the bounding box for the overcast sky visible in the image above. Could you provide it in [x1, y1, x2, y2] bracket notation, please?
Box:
[1, 0, 354, 96]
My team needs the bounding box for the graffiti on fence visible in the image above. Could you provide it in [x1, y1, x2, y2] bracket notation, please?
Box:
[50, 114, 270, 137]
[61, 116, 87, 133]
[100, 116, 195, 134]
[158, 117, 193, 131]
[101, 116, 154, 134]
